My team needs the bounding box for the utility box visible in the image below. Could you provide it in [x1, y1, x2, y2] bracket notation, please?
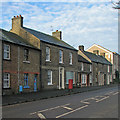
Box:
[69, 79, 73, 89]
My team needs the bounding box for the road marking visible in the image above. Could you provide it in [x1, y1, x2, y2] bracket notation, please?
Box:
[80, 101, 90, 104]
[38, 113, 46, 119]
[30, 103, 70, 115]
[105, 91, 114, 95]
[113, 92, 119, 95]
[62, 106, 73, 110]
[96, 96, 109, 103]
[56, 105, 88, 118]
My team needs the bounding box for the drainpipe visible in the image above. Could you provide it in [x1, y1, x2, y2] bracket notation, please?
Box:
[18, 46, 20, 92]
[0, 40, 2, 119]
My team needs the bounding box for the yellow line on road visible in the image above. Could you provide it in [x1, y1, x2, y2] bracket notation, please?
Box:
[56, 105, 88, 118]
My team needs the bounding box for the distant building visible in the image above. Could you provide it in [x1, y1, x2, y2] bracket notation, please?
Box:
[78, 45, 112, 86]
[0, 29, 41, 95]
[86, 44, 120, 80]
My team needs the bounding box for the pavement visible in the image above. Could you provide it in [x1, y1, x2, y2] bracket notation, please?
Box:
[2, 84, 118, 106]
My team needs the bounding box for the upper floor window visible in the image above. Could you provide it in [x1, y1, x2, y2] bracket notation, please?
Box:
[59, 50, 63, 63]
[24, 49, 29, 61]
[4, 44, 10, 60]
[81, 63, 84, 71]
[46, 47, 50, 61]
[108, 65, 110, 72]
[3, 73, 10, 88]
[90, 65, 92, 71]
[69, 53, 72, 65]
[47, 70, 52, 85]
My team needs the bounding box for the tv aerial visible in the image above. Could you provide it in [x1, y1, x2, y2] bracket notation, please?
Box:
[111, 0, 120, 9]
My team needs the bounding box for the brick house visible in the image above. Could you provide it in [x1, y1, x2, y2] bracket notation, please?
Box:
[86, 44, 120, 80]
[10, 15, 78, 90]
[0, 29, 41, 95]
[78, 45, 112, 86]
[77, 46, 92, 87]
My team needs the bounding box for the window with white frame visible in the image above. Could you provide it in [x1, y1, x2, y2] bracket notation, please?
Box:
[47, 70, 52, 85]
[69, 53, 72, 65]
[81, 63, 84, 71]
[24, 73, 29, 87]
[46, 47, 50, 61]
[108, 65, 110, 72]
[4, 44, 10, 59]
[24, 49, 29, 61]
[82, 74, 86, 84]
[90, 65, 92, 71]
[3, 73, 10, 88]
[89, 74, 92, 83]
[59, 50, 63, 63]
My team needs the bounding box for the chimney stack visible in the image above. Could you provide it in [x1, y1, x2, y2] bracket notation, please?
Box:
[52, 30, 62, 40]
[79, 45, 84, 51]
[12, 15, 23, 30]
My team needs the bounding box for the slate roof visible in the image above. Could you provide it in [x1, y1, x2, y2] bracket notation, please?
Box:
[0, 29, 38, 49]
[23, 27, 77, 50]
[82, 51, 112, 65]
[78, 55, 91, 64]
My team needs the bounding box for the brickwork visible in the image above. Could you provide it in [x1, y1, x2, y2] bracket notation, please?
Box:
[2, 41, 41, 95]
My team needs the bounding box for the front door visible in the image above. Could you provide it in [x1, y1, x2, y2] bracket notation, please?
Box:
[59, 67, 64, 89]
[34, 74, 37, 92]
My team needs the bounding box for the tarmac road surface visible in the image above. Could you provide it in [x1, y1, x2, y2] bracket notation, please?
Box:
[2, 85, 119, 119]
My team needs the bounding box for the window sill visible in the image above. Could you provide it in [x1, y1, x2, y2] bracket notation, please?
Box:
[24, 86, 30, 88]
[69, 63, 73, 65]
[46, 60, 51, 62]
[48, 83, 53, 86]
[23, 61, 30, 64]
[3, 87, 11, 89]
[3, 58, 11, 61]
[59, 62, 64, 64]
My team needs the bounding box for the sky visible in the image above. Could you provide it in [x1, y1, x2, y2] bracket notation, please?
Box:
[0, 1, 118, 53]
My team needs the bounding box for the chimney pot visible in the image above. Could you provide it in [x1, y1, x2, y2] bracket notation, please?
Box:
[79, 45, 84, 51]
[19, 15, 21, 17]
[14, 16, 16, 18]
[56, 30, 58, 32]
[17, 15, 18, 17]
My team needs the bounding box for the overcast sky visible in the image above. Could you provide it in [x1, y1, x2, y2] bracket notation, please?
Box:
[0, 1, 118, 53]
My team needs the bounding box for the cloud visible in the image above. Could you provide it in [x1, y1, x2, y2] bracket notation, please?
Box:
[1, 2, 118, 53]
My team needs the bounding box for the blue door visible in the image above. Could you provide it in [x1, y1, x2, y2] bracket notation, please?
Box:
[34, 74, 37, 92]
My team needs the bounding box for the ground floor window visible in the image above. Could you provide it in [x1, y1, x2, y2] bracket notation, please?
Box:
[47, 70, 52, 85]
[66, 71, 75, 84]
[82, 74, 87, 84]
[3, 73, 10, 88]
[24, 73, 29, 88]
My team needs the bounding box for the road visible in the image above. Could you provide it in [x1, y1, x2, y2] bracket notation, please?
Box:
[2, 85, 119, 119]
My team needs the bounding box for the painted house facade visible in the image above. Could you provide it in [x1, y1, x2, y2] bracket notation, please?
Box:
[78, 45, 112, 86]
[10, 15, 78, 90]
[1, 29, 41, 95]
[86, 44, 120, 80]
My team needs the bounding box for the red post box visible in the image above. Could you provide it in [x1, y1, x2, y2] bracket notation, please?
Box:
[69, 79, 73, 89]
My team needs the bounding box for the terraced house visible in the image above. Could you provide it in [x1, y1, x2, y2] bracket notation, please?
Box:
[10, 15, 78, 90]
[86, 44, 120, 81]
[0, 29, 41, 95]
[78, 45, 112, 86]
